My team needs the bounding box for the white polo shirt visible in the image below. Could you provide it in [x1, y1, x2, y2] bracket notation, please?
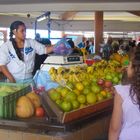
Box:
[0, 39, 46, 81]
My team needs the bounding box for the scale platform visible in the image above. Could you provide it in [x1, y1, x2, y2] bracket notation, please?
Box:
[41, 55, 84, 71]
[40, 63, 85, 71]
[43, 55, 83, 65]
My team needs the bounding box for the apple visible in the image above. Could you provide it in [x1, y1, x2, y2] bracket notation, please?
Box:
[97, 79, 104, 86]
[104, 81, 112, 88]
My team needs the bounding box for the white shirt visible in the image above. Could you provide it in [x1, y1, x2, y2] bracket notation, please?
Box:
[0, 39, 46, 81]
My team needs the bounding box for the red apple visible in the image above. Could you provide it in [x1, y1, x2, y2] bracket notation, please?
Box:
[104, 81, 112, 88]
[97, 79, 104, 86]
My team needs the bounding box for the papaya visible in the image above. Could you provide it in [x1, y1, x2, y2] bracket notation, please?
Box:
[26, 91, 41, 108]
[16, 96, 34, 118]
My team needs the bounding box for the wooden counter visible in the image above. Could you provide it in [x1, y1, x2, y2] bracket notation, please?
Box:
[0, 107, 112, 140]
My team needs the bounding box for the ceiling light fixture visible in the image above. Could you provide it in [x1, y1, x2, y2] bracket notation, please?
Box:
[35, 11, 51, 39]
[36, 11, 51, 22]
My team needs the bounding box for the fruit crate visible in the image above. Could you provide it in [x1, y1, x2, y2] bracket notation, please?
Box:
[0, 82, 31, 119]
[42, 91, 113, 124]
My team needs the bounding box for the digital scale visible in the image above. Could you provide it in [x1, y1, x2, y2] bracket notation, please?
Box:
[41, 55, 84, 71]
[43, 55, 83, 64]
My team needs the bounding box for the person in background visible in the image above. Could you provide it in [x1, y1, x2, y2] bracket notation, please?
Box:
[35, 33, 41, 42]
[85, 40, 91, 54]
[77, 36, 86, 48]
[109, 47, 140, 140]
[137, 42, 140, 48]
[67, 39, 81, 54]
[33, 38, 51, 76]
[89, 38, 95, 54]
[111, 40, 119, 53]
[102, 36, 113, 60]
[0, 21, 53, 83]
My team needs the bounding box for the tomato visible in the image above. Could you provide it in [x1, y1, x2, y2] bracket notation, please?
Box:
[35, 107, 45, 117]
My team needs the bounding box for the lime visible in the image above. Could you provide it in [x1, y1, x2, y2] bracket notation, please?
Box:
[60, 87, 69, 97]
[65, 92, 77, 101]
[105, 74, 112, 81]
[71, 100, 80, 110]
[112, 77, 119, 84]
[61, 101, 72, 112]
[83, 87, 90, 95]
[50, 92, 61, 101]
[106, 92, 112, 99]
[86, 93, 97, 104]
[91, 85, 101, 94]
[77, 94, 86, 104]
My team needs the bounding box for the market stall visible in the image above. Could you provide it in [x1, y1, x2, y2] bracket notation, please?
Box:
[0, 39, 130, 140]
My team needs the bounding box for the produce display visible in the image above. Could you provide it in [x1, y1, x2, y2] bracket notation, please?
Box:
[0, 53, 129, 121]
[48, 59, 124, 112]
[16, 91, 45, 118]
[0, 85, 23, 95]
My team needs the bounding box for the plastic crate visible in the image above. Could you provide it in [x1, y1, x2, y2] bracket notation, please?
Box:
[0, 82, 31, 119]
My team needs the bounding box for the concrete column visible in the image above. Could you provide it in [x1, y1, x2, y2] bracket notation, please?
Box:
[94, 11, 103, 54]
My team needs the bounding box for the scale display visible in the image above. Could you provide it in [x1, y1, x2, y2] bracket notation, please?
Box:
[67, 56, 80, 62]
[44, 55, 83, 64]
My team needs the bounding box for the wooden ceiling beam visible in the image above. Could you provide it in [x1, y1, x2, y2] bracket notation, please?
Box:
[128, 11, 140, 17]
[60, 11, 77, 20]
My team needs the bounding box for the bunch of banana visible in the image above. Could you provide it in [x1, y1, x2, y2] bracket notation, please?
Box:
[57, 67, 66, 74]
[68, 73, 80, 83]
[48, 67, 57, 75]
[87, 66, 94, 74]
[108, 60, 121, 67]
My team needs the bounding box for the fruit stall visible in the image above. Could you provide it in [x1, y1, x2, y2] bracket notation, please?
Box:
[0, 48, 129, 140]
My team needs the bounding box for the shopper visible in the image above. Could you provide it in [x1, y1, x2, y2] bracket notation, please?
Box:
[0, 21, 53, 83]
[109, 47, 140, 140]
[102, 36, 113, 60]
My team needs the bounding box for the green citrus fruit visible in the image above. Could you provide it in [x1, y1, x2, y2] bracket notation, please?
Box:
[77, 94, 86, 104]
[61, 101, 72, 112]
[60, 87, 69, 97]
[50, 92, 61, 101]
[71, 100, 80, 110]
[91, 85, 101, 94]
[65, 92, 77, 101]
[86, 93, 97, 104]
[83, 87, 90, 95]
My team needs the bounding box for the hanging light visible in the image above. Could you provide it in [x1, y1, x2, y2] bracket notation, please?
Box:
[36, 11, 51, 22]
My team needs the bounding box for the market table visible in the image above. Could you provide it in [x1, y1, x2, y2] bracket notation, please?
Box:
[0, 102, 112, 140]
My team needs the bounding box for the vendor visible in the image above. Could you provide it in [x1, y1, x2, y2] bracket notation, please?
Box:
[0, 21, 53, 83]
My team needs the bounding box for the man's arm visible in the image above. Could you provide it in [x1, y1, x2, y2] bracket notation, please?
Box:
[0, 65, 16, 83]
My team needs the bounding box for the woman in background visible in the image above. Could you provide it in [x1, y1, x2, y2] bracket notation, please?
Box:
[0, 21, 53, 83]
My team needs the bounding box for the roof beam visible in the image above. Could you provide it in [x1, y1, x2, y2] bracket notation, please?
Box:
[128, 11, 140, 17]
[60, 11, 77, 20]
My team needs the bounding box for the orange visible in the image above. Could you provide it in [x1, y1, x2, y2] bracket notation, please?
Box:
[76, 82, 84, 91]
[100, 90, 107, 98]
